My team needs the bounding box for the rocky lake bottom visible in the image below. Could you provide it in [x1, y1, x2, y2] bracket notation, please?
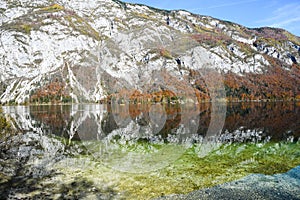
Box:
[0, 102, 299, 199]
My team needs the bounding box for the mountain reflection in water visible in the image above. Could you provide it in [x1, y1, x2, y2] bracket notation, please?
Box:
[7, 102, 299, 143]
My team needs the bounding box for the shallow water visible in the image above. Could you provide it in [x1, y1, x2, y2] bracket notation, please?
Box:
[0, 102, 300, 199]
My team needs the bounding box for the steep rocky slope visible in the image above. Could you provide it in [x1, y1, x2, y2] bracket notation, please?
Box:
[0, 0, 300, 104]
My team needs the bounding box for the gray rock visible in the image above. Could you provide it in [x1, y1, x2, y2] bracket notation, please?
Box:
[157, 166, 300, 200]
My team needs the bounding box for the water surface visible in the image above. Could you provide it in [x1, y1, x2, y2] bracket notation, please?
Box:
[1, 102, 299, 199]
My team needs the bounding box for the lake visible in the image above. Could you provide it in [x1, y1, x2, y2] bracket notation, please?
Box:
[1, 102, 300, 199]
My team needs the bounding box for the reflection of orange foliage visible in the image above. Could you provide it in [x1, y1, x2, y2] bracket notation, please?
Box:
[225, 102, 300, 140]
[128, 103, 181, 119]
[148, 104, 182, 138]
[30, 105, 71, 137]
[164, 104, 181, 115]
[129, 103, 150, 119]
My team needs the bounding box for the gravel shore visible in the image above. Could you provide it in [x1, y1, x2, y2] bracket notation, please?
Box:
[157, 165, 300, 200]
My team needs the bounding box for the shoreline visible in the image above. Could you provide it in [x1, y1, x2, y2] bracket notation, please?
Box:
[157, 165, 300, 200]
[1, 99, 300, 106]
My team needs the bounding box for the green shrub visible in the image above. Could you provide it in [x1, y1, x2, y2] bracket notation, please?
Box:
[160, 48, 173, 59]
[0, 107, 11, 133]
[21, 24, 31, 34]
[41, 4, 64, 12]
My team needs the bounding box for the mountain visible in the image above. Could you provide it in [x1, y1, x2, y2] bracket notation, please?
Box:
[0, 0, 300, 104]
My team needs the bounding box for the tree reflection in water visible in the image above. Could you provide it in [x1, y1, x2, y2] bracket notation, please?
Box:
[25, 102, 300, 143]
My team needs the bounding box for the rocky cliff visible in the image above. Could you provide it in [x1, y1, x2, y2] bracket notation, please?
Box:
[0, 0, 300, 104]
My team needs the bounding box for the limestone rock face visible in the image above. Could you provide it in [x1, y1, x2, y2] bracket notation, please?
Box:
[0, 0, 299, 104]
